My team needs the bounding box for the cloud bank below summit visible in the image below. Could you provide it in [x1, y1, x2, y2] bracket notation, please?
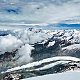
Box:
[0, 0, 80, 24]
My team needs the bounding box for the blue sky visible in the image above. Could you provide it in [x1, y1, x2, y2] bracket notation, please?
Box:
[0, 0, 80, 24]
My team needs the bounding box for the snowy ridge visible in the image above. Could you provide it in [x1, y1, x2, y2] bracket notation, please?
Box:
[1, 56, 80, 74]
[62, 44, 80, 50]
[32, 61, 70, 71]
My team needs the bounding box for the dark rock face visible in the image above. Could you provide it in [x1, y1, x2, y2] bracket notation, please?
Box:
[31, 35, 80, 61]
[31, 40, 62, 61]
[60, 49, 80, 58]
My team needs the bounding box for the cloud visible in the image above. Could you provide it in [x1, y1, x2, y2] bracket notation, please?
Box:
[0, 34, 23, 55]
[0, 0, 80, 24]
[16, 29, 49, 44]
[15, 44, 34, 65]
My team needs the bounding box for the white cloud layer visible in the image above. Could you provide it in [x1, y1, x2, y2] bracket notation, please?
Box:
[15, 29, 49, 44]
[0, 0, 80, 24]
[0, 34, 22, 55]
[16, 44, 34, 65]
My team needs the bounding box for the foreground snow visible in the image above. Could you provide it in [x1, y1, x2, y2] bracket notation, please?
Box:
[22, 71, 80, 80]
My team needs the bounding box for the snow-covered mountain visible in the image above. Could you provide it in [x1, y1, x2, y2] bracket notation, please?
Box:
[0, 28, 80, 79]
